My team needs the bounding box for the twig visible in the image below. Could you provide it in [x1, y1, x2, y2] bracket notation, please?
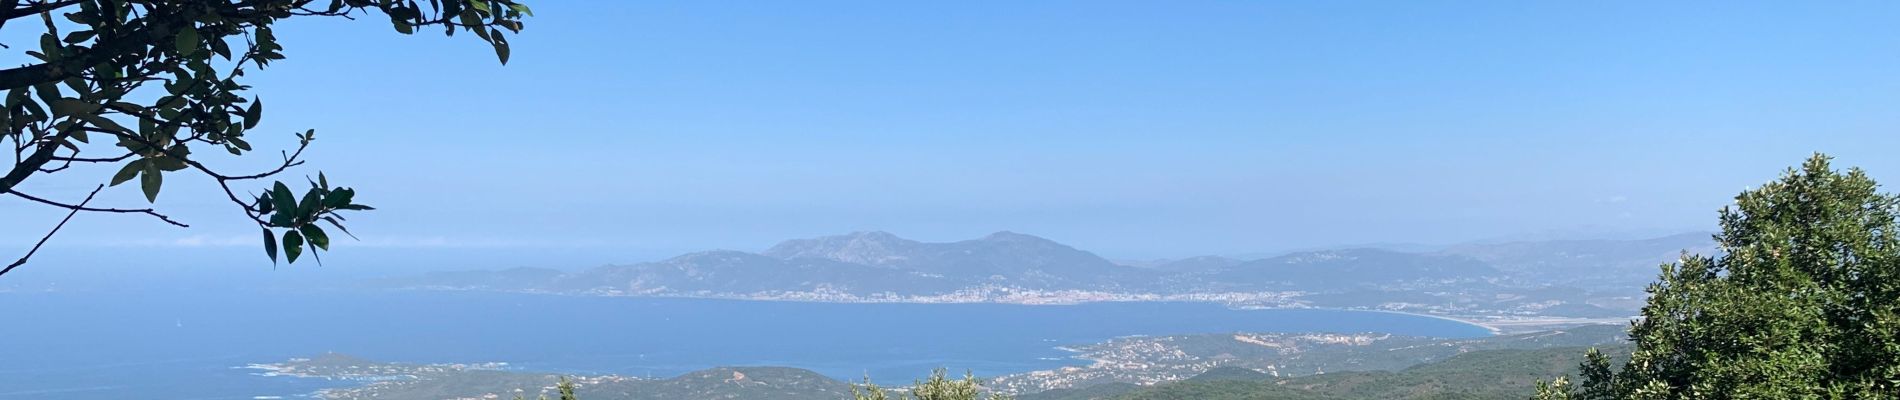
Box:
[7, 190, 189, 227]
[1, 184, 103, 277]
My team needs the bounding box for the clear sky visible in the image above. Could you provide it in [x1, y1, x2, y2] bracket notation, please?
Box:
[6, 1, 1900, 271]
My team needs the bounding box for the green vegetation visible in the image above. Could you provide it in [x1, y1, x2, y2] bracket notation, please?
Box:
[275, 354, 1026, 400]
[1535, 154, 1900, 399]
[513, 376, 578, 400]
[0, 0, 529, 275]
[1021, 345, 1632, 400]
[341, 366, 853, 400]
[854, 369, 1012, 400]
[990, 324, 1629, 394]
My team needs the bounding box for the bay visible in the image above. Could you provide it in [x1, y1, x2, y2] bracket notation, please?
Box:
[0, 290, 1490, 399]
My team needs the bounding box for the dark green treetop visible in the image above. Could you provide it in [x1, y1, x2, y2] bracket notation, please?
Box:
[1536, 154, 1900, 399]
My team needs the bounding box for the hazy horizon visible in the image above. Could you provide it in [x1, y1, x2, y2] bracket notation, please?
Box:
[0, 226, 1712, 290]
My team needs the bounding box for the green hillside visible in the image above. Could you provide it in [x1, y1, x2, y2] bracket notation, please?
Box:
[1024, 345, 1632, 400]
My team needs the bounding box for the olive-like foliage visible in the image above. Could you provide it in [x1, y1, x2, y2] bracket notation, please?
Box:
[1536, 154, 1900, 399]
[0, 0, 530, 273]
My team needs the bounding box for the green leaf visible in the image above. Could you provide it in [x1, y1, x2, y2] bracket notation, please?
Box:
[321, 216, 358, 240]
[300, 225, 330, 251]
[38, 33, 61, 60]
[152, 156, 187, 172]
[32, 82, 60, 106]
[459, 9, 484, 33]
[138, 114, 157, 136]
[76, 114, 128, 134]
[492, 35, 510, 65]
[299, 187, 321, 215]
[110, 159, 144, 186]
[67, 125, 89, 143]
[49, 98, 100, 117]
[268, 209, 294, 227]
[325, 187, 355, 208]
[283, 230, 304, 263]
[139, 162, 162, 202]
[270, 182, 297, 218]
[242, 97, 262, 129]
[62, 30, 96, 44]
[255, 193, 274, 213]
[174, 26, 200, 55]
[63, 11, 95, 25]
[263, 228, 278, 263]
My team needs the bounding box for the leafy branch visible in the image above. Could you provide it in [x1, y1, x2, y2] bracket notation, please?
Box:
[0, 0, 530, 275]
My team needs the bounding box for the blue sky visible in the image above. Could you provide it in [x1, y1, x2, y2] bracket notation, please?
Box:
[5, 1, 1900, 272]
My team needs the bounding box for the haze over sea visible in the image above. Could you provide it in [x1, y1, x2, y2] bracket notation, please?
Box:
[0, 286, 1489, 400]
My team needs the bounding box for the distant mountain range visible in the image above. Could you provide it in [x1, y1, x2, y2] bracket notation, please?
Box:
[374, 231, 1716, 318]
[1441, 232, 1720, 289]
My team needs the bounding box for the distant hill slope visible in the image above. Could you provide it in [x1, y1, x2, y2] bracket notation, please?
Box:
[762, 231, 1149, 289]
[1440, 232, 1717, 289]
[1201, 249, 1501, 291]
[266, 356, 854, 400]
[993, 324, 1627, 394]
[551, 250, 961, 295]
[1147, 255, 1244, 273]
[1023, 345, 1633, 400]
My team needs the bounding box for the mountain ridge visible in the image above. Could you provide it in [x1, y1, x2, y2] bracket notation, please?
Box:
[373, 231, 1714, 319]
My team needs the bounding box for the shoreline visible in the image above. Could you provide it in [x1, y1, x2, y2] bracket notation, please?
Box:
[1354, 309, 1504, 335]
[397, 286, 1627, 335]
[237, 294, 1632, 398]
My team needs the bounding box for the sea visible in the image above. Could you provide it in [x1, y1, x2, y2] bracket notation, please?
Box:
[0, 250, 1493, 400]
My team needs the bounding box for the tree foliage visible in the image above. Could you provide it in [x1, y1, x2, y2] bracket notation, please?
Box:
[1536, 154, 1900, 399]
[512, 376, 578, 400]
[0, 0, 529, 275]
[854, 369, 1013, 400]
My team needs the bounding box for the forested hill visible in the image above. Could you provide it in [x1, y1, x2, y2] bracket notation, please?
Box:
[1020, 345, 1633, 400]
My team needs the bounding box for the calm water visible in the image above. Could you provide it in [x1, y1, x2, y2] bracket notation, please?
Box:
[0, 290, 1490, 399]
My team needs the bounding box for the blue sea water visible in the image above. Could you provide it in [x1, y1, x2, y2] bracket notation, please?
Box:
[0, 289, 1491, 399]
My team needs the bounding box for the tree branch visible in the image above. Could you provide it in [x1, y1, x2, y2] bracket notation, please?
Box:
[7, 189, 188, 227]
[0, 0, 77, 22]
[0, 3, 162, 90]
[50, 151, 137, 163]
[0, 128, 71, 195]
[90, 125, 287, 225]
[0, 184, 101, 278]
[0, 0, 22, 30]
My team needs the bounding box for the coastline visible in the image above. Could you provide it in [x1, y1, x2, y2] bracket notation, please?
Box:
[395, 286, 1627, 335]
[235, 293, 1632, 398]
[1355, 309, 1504, 335]
[1358, 310, 1634, 335]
